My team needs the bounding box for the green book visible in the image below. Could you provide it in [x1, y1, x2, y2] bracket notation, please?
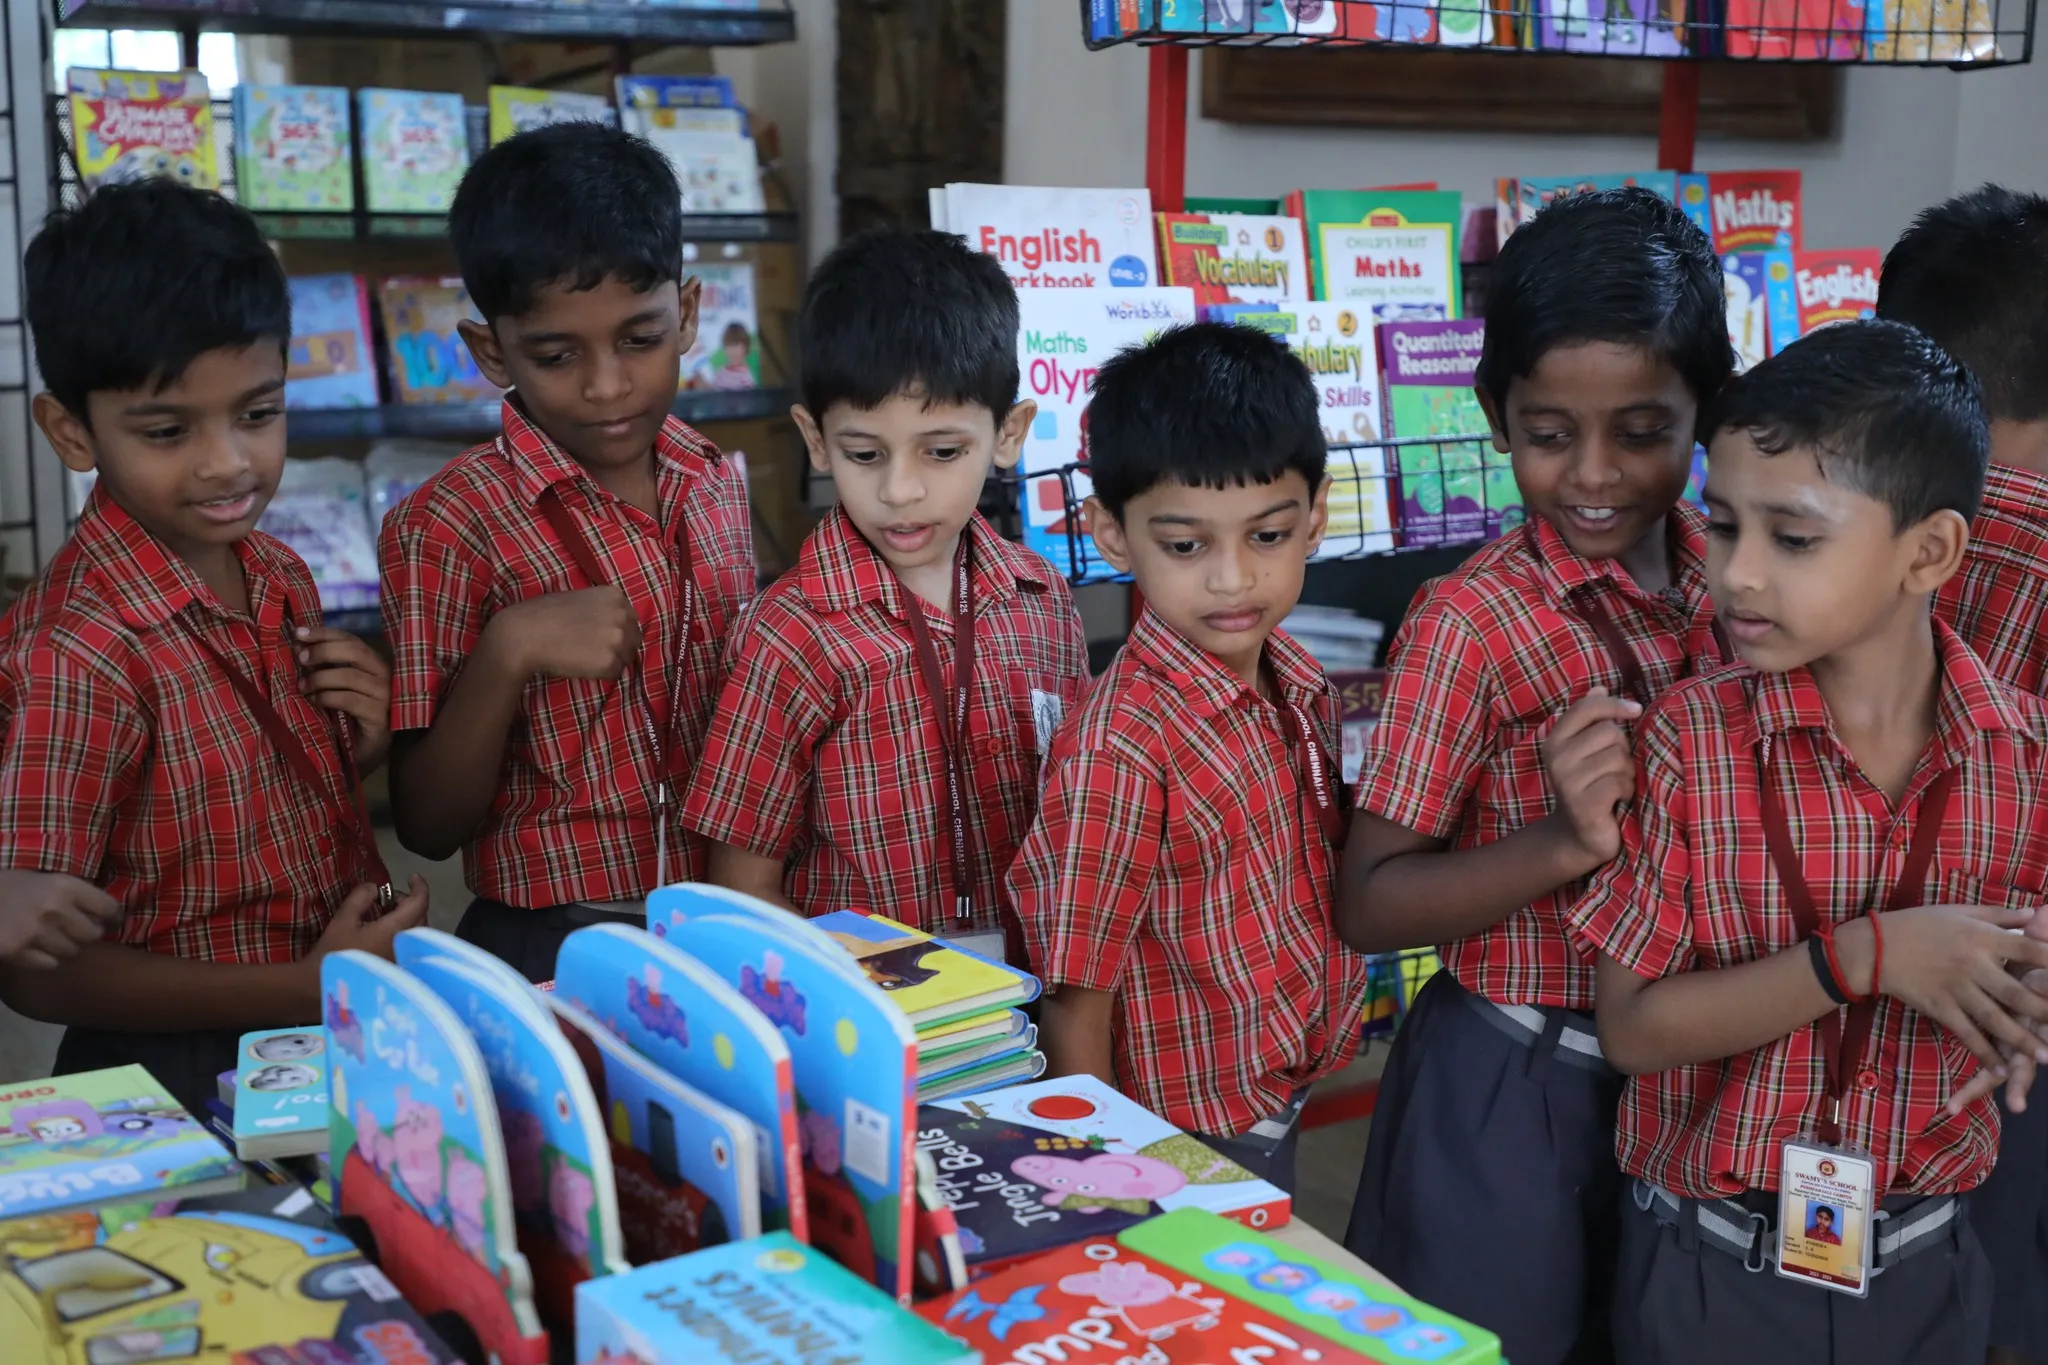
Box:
[1298, 189, 1464, 322]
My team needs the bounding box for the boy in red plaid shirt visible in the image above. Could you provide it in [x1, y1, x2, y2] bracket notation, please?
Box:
[0, 182, 428, 1113]
[379, 124, 755, 981]
[1338, 188, 1734, 1365]
[1008, 322, 1369, 1193]
[1879, 186, 2048, 1365]
[1573, 322, 2048, 1365]
[681, 228, 1086, 954]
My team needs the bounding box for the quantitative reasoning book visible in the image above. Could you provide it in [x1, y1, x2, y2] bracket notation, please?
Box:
[0, 1067, 242, 1218]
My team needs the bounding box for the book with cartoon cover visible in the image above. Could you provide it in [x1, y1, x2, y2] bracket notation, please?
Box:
[810, 911, 1040, 1029]
[231, 1027, 331, 1160]
[487, 85, 614, 145]
[0, 1067, 241, 1219]
[322, 951, 550, 1365]
[357, 88, 468, 213]
[1299, 191, 1462, 322]
[554, 923, 808, 1242]
[378, 277, 503, 405]
[286, 274, 380, 410]
[681, 263, 761, 392]
[1723, 253, 1772, 372]
[66, 68, 217, 190]
[1536, 0, 1686, 54]
[232, 83, 353, 211]
[1157, 211, 1310, 309]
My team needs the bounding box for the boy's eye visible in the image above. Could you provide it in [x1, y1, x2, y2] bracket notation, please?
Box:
[1525, 429, 1571, 449]
[1251, 527, 1289, 547]
[1162, 538, 1202, 557]
[1705, 519, 1737, 539]
[841, 448, 883, 465]
[929, 446, 965, 462]
[1775, 533, 1818, 552]
[242, 404, 284, 425]
[531, 351, 573, 369]
[141, 423, 185, 442]
[623, 333, 663, 350]
[1620, 426, 1672, 447]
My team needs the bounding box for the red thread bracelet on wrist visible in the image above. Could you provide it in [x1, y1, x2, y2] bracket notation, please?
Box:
[1867, 912, 1886, 1001]
[1816, 922, 1860, 1002]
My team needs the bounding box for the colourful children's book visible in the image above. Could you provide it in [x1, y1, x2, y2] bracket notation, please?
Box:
[322, 951, 550, 1365]
[554, 923, 808, 1242]
[0, 1068, 241, 1218]
[916, 1023, 1039, 1083]
[357, 88, 469, 214]
[919, 1074, 1292, 1281]
[1763, 247, 1881, 355]
[286, 274, 380, 410]
[918, 1051, 1048, 1103]
[66, 67, 217, 190]
[681, 262, 761, 391]
[1505, 171, 1679, 241]
[647, 884, 867, 986]
[1378, 319, 1499, 547]
[1723, 253, 1772, 372]
[1869, 0, 2001, 60]
[945, 182, 1160, 290]
[1122, 1208, 1504, 1363]
[910, 1148, 968, 1298]
[809, 911, 1042, 1029]
[1726, 0, 1866, 57]
[257, 456, 380, 614]
[1537, 0, 1687, 53]
[231, 1027, 331, 1160]
[378, 277, 502, 405]
[1159, 0, 1254, 33]
[1704, 170, 1801, 254]
[1253, 0, 1345, 34]
[232, 83, 353, 211]
[395, 932, 628, 1336]
[1298, 190, 1463, 322]
[924, 1234, 1380, 1363]
[614, 73, 742, 140]
[575, 1232, 978, 1364]
[487, 85, 614, 145]
[1156, 211, 1311, 309]
[549, 994, 764, 1263]
[917, 1008, 1030, 1059]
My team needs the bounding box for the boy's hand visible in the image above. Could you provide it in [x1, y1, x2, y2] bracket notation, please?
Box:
[1540, 686, 1643, 875]
[306, 876, 430, 970]
[294, 626, 393, 772]
[485, 588, 642, 682]
[1872, 904, 2048, 1074]
[0, 871, 121, 969]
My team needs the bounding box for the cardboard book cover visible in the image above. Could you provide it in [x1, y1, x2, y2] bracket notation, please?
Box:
[808, 911, 1040, 1029]
[286, 274, 380, 410]
[1299, 191, 1463, 323]
[378, 277, 502, 405]
[357, 88, 468, 214]
[0, 1068, 240, 1219]
[231, 1027, 331, 1160]
[233, 83, 353, 211]
[67, 67, 216, 190]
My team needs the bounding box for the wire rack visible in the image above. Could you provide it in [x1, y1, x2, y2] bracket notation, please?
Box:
[1021, 434, 1512, 586]
[1081, 0, 2034, 66]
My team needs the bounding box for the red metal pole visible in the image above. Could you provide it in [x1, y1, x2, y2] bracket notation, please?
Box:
[1657, 63, 1701, 173]
[1145, 45, 1190, 213]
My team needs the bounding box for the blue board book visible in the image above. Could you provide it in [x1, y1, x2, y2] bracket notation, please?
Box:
[548, 993, 763, 1264]
[322, 950, 550, 1365]
[396, 937, 627, 1334]
[662, 906, 921, 1304]
[554, 924, 808, 1244]
[286, 274, 379, 410]
[231, 1026, 330, 1159]
[649, 884, 865, 984]
[576, 1232, 978, 1365]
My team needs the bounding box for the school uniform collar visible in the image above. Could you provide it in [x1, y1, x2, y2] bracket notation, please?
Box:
[75, 483, 296, 633]
[1127, 607, 1327, 722]
[493, 393, 718, 512]
[1981, 462, 2048, 521]
[1526, 502, 1713, 614]
[796, 506, 1048, 621]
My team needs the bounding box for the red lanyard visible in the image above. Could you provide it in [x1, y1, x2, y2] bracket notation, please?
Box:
[900, 538, 978, 924]
[1280, 695, 1347, 852]
[533, 477, 695, 888]
[1569, 587, 1734, 708]
[179, 614, 393, 903]
[1757, 740, 1957, 1147]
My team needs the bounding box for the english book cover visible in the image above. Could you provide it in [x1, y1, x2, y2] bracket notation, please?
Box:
[1763, 247, 1881, 354]
[947, 182, 1160, 289]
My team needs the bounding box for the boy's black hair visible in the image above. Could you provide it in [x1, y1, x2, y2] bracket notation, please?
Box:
[449, 121, 682, 321]
[1878, 184, 2048, 424]
[24, 180, 289, 422]
[1703, 319, 1987, 527]
[1086, 322, 1325, 519]
[1477, 186, 1733, 415]
[797, 226, 1019, 419]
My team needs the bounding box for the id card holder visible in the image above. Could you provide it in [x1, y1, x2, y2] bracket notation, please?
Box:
[937, 929, 1008, 963]
[1775, 1135, 1876, 1297]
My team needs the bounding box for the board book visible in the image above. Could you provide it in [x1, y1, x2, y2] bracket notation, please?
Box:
[1378, 319, 1502, 548]
[681, 262, 761, 391]
[0, 1068, 241, 1219]
[378, 277, 502, 405]
[1156, 211, 1310, 309]
[232, 83, 353, 211]
[917, 1023, 1039, 1082]
[1299, 190, 1463, 323]
[286, 274, 380, 409]
[919, 1008, 1030, 1058]
[322, 950, 549, 1365]
[231, 1027, 331, 1160]
[919, 1050, 1048, 1103]
[575, 1232, 977, 1365]
[810, 911, 1041, 1028]
[1763, 247, 1881, 354]
[66, 67, 216, 190]
[555, 923, 807, 1241]
[1122, 1208, 1504, 1363]
[357, 88, 468, 214]
[946, 182, 1160, 290]
[645, 126, 767, 214]
[488, 85, 613, 144]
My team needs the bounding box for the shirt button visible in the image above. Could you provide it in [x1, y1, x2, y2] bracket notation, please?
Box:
[1858, 1069, 1880, 1091]
[982, 736, 1005, 758]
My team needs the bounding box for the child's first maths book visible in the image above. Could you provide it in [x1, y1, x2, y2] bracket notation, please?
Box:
[575, 1232, 979, 1365]
[66, 68, 217, 190]
[357, 88, 468, 213]
[232, 83, 354, 211]
[1298, 190, 1463, 323]
[0, 1068, 242, 1218]
[1156, 211, 1310, 309]
[231, 1027, 332, 1160]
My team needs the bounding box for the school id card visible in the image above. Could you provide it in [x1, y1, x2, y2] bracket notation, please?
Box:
[1775, 1137, 1876, 1296]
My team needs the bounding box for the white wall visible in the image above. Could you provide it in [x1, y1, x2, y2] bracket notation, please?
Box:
[718, 0, 839, 263]
[1005, 4, 2048, 250]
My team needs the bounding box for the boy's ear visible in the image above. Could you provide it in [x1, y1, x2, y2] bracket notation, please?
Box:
[1902, 506, 1970, 596]
[1306, 473, 1331, 559]
[677, 276, 703, 361]
[33, 393, 98, 474]
[1083, 496, 1133, 575]
[457, 319, 513, 392]
[1475, 385, 1510, 454]
[993, 400, 1037, 472]
[791, 403, 832, 476]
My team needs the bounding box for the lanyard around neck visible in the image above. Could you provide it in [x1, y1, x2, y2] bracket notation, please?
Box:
[899, 536, 979, 924]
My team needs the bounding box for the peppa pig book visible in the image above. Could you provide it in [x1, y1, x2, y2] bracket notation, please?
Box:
[321, 950, 550, 1365]
[396, 939, 628, 1335]
[554, 924, 807, 1243]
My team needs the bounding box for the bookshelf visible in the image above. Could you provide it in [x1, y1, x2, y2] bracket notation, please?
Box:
[56, 1, 797, 46]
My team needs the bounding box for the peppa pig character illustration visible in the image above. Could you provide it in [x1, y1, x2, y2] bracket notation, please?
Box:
[504, 1111, 546, 1207]
[446, 1151, 489, 1259]
[626, 968, 689, 1047]
[326, 984, 366, 1062]
[1059, 1259, 1226, 1338]
[390, 1090, 446, 1222]
[549, 1161, 596, 1261]
[739, 952, 807, 1035]
[801, 1109, 843, 1178]
[1010, 1153, 1188, 1215]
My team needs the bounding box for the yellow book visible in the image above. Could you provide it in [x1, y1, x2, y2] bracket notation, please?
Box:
[812, 912, 1040, 1030]
[486, 84, 613, 146]
[67, 68, 218, 190]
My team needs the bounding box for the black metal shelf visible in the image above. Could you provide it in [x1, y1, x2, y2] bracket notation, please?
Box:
[245, 207, 798, 243]
[287, 387, 792, 442]
[57, 0, 797, 46]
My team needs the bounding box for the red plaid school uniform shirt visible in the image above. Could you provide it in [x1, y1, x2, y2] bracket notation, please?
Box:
[680, 508, 1088, 934]
[1939, 463, 2048, 696]
[0, 489, 371, 963]
[1356, 507, 1725, 1010]
[1009, 611, 1373, 1137]
[1570, 622, 2048, 1198]
[379, 399, 755, 908]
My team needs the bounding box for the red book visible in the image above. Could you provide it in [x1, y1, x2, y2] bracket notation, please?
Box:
[1706, 170, 1802, 254]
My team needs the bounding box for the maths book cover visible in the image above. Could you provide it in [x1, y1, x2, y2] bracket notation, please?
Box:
[1122, 1208, 1504, 1363]
[681, 263, 761, 392]
[287, 274, 379, 410]
[487, 85, 613, 145]
[322, 951, 550, 1365]
[1156, 212, 1310, 309]
[66, 68, 217, 191]
[395, 939, 628, 1336]
[1378, 320, 1499, 548]
[378, 277, 502, 405]
[549, 994, 763, 1265]
[232, 83, 353, 211]
[1704, 170, 1801, 254]
[575, 1232, 978, 1365]
[810, 911, 1041, 1030]
[946, 182, 1160, 290]
[1763, 247, 1881, 355]
[1723, 253, 1772, 372]
[231, 1027, 331, 1161]
[554, 923, 808, 1243]
[1536, 0, 1687, 54]
[357, 89, 468, 214]
[1299, 191, 1463, 323]
[0, 1069, 240, 1220]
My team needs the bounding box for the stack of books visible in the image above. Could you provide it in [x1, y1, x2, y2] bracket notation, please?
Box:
[616, 73, 765, 214]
